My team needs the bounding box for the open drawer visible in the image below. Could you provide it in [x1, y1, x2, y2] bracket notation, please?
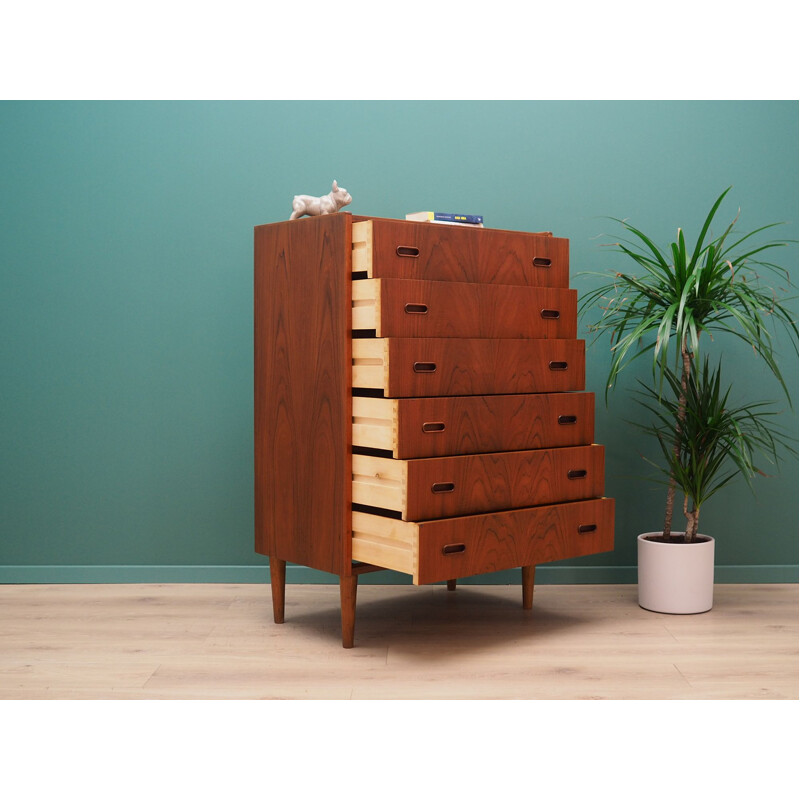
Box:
[352, 338, 585, 397]
[352, 278, 577, 339]
[352, 393, 596, 458]
[353, 445, 604, 521]
[352, 497, 615, 585]
[351, 218, 569, 287]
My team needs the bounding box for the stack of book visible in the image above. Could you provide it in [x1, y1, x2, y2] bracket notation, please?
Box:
[405, 211, 484, 227]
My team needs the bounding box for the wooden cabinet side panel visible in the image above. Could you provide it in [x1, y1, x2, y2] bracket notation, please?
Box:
[254, 215, 351, 575]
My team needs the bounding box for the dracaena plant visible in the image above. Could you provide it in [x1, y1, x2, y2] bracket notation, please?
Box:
[580, 187, 797, 538]
[631, 358, 795, 542]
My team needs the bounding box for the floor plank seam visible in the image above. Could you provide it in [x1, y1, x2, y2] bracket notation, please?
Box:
[672, 663, 692, 687]
[662, 625, 680, 643]
[141, 664, 163, 690]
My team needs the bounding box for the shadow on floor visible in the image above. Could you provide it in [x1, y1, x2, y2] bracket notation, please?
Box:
[271, 584, 607, 659]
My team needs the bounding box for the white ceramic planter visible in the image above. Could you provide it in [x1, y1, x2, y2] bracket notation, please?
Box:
[637, 532, 715, 614]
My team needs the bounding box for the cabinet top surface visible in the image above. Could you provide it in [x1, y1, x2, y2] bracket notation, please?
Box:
[254, 213, 560, 239]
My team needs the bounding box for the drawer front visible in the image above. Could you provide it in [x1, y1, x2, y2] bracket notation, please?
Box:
[395, 393, 595, 458]
[352, 338, 585, 397]
[353, 445, 605, 521]
[352, 278, 577, 339]
[351, 393, 596, 458]
[416, 498, 615, 584]
[352, 219, 569, 287]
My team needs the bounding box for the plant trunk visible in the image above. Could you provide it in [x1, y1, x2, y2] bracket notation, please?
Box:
[683, 496, 700, 543]
[663, 340, 693, 539]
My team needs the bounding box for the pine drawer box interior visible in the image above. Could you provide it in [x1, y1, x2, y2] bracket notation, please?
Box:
[254, 213, 615, 647]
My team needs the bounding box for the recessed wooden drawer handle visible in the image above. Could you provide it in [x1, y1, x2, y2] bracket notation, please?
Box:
[431, 482, 455, 494]
[396, 246, 420, 258]
[413, 362, 437, 373]
[533, 257, 552, 268]
[568, 469, 587, 480]
[540, 308, 560, 319]
[422, 422, 446, 433]
[442, 543, 466, 555]
[549, 361, 568, 371]
[558, 415, 577, 425]
[404, 303, 429, 314]
[578, 524, 597, 534]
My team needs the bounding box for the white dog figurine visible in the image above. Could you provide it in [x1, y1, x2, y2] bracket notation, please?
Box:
[290, 180, 352, 220]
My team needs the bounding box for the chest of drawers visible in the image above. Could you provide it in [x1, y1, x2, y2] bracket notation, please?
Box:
[254, 213, 614, 647]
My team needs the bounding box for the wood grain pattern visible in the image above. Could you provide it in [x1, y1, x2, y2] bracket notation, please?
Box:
[414, 498, 615, 584]
[254, 214, 352, 575]
[352, 338, 585, 397]
[352, 446, 605, 520]
[402, 445, 605, 521]
[390, 393, 595, 459]
[352, 217, 569, 287]
[353, 278, 577, 339]
[392, 337, 584, 396]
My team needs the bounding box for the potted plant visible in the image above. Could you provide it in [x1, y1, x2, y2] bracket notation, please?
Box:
[580, 187, 796, 612]
[632, 358, 793, 612]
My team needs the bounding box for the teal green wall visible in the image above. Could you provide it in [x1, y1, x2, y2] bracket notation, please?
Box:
[1, 101, 797, 584]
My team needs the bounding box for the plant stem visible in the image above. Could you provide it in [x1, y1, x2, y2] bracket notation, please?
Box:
[663, 338, 693, 541]
[684, 501, 700, 543]
[682, 492, 689, 537]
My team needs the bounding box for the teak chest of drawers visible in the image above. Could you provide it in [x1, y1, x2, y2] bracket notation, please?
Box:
[254, 213, 614, 647]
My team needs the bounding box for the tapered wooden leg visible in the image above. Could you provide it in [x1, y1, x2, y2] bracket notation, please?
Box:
[270, 557, 286, 624]
[340, 574, 358, 649]
[522, 565, 535, 610]
[446, 579, 457, 591]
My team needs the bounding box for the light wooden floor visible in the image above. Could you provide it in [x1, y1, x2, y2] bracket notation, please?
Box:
[0, 582, 796, 699]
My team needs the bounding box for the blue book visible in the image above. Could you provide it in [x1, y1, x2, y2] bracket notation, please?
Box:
[406, 211, 484, 225]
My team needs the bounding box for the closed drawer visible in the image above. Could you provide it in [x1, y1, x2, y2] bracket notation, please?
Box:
[352, 338, 585, 397]
[353, 445, 604, 521]
[352, 393, 595, 458]
[352, 219, 569, 287]
[352, 498, 615, 585]
[352, 278, 577, 338]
